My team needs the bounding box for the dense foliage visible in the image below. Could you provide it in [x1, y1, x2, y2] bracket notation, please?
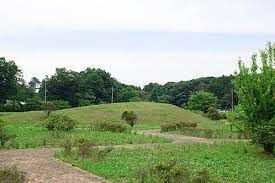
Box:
[234, 43, 275, 152]
[144, 75, 236, 109]
[1, 56, 235, 112]
[45, 115, 77, 131]
[121, 111, 138, 127]
[187, 91, 219, 113]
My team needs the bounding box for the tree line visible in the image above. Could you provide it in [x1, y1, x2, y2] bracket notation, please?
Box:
[0, 57, 235, 112]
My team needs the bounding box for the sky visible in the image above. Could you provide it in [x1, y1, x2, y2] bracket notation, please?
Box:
[0, 0, 275, 86]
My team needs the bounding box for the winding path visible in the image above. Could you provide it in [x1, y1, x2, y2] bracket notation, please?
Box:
[0, 130, 241, 182]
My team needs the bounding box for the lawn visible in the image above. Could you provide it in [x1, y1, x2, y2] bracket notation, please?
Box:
[3, 122, 172, 149]
[56, 142, 275, 183]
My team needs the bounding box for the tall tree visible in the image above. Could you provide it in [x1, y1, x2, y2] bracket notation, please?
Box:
[187, 91, 219, 113]
[0, 57, 21, 104]
[234, 42, 275, 153]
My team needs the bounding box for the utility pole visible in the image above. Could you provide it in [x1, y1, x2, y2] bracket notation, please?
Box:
[111, 86, 114, 103]
[44, 75, 48, 103]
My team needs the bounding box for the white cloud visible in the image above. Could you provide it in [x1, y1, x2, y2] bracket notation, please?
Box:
[0, 0, 275, 34]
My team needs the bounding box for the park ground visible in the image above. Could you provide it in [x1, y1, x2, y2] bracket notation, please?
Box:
[0, 102, 274, 182]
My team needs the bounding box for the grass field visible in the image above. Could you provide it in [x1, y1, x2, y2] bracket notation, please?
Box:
[56, 142, 275, 183]
[3, 123, 171, 149]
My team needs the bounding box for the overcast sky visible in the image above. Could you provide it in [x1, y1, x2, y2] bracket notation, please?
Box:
[0, 0, 274, 86]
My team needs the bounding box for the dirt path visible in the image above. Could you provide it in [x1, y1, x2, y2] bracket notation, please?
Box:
[136, 130, 214, 144]
[0, 148, 110, 183]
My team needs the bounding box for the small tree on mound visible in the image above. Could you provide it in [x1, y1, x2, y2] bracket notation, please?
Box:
[121, 111, 138, 127]
[234, 42, 275, 153]
[41, 102, 56, 117]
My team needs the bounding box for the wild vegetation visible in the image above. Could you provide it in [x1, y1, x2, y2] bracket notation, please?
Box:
[0, 166, 27, 183]
[56, 142, 275, 183]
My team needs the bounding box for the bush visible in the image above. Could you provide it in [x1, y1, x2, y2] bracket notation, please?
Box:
[0, 166, 27, 183]
[137, 161, 216, 183]
[207, 107, 223, 120]
[161, 122, 197, 132]
[44, 115, 77, 131]
[121, 111, 138, 127]
[77, 138, 95, 158]
[91, 147, 114, 161]
[0, 119, 16, 147]
[90, 122, 127, 133]
[52, 100, 71, 110]
[2, 101, 21, 112]
[252, 118, 275, 153]
[24, 98, 42, 111]
[161, 123, 177, 132]
[63, 138, 75, 156]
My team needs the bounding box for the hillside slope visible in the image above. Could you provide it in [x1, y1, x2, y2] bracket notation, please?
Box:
[0, 102, 211, 126]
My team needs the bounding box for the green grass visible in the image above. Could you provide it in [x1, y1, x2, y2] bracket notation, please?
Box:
[56, 142, 275, 183]
[0, 102, 211, 127]
[3, 123, 172, 149]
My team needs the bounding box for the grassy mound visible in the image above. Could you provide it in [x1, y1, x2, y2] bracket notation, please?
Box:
[0, 102, 211, 127]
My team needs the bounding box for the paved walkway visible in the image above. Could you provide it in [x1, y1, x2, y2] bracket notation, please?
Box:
[0, 148, 110, 183]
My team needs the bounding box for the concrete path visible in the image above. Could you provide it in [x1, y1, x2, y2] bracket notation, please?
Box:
[0, 148, 110, 183]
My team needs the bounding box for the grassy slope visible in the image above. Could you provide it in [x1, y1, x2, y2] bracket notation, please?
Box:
[0, 102, 211, 127]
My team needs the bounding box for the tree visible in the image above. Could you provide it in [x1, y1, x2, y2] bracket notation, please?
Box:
[42, 102, 56, 117]
[121, 111, 138, 127]
[187, 91, 219, 113]
[0, 57, 21, 104]
[28, 77, 41, 91]
[234, 42, 275, 153]
[39, 68, 80, 107]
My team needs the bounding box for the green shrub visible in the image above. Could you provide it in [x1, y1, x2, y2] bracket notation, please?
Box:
[207, 107, 222, 120]
[77, 138, 95, 158]
[161, 122, 197, 132]
[0, 166, 27, 183]
[138, 161, 216, 183]
[44, 115, 77, 131]
[121, 110, 138, 127]
[91, 147, 114, 161]
[2, 101, 21, 112]
[160, 123, 177, 132]
[63, 138, 75, 156]
[90, 122, 128, 133]
[23, 98, 42, 111]
[252, 118, 275, 153]
[52, 100, 71, 110]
